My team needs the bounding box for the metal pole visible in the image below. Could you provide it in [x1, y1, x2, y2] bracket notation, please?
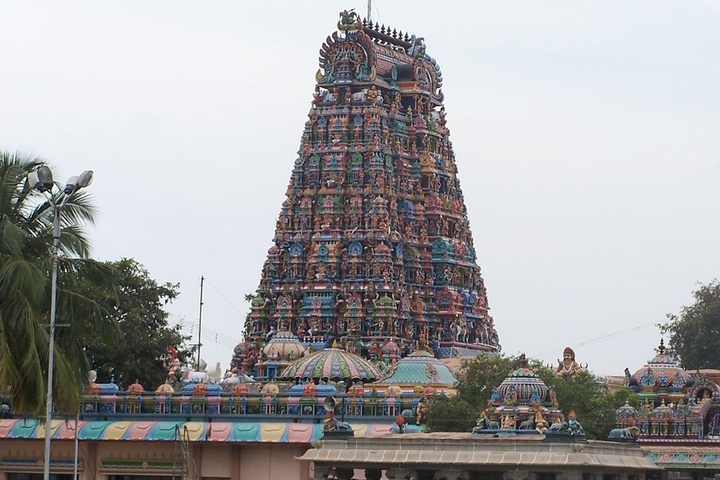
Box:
[73, 407, 79, 480]
[196, 276, 204, 371]
[43, 201, 62, 480]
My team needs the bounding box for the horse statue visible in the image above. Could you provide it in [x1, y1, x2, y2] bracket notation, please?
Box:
[473, 410, 500, 432]
[547, 417, 566, 433]
[518, 417, 535, 430]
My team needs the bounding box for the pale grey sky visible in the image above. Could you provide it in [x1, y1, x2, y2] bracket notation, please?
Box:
[2, 1, 718, 377]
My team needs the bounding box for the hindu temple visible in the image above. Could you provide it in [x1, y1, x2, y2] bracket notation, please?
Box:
[4, 10, 711, 480]
[236, 9, 499, 380]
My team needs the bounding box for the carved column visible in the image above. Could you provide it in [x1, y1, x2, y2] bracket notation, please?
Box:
[365, 468, 383, 480]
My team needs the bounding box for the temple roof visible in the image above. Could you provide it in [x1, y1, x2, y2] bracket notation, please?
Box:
[376, 350, 457, 386]
[630, 339, 688, 392]
[495, 354, 550, 405]
[262, 331, 305, 361]
[280, 347, 382, 382]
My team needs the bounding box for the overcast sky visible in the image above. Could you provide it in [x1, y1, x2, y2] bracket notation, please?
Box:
[2, 1, 718, 378]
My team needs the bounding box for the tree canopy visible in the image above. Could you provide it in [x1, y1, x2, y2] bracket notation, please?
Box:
[0, 151, 116, 413]
[73, 258, 193, 389]
[426, 354, 637, 439]
[661, 280, 720, 369]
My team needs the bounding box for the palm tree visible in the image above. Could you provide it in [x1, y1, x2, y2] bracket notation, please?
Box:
[0, 151, 114, 413]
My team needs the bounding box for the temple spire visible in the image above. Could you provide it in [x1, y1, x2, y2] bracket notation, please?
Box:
[236, 11, 499, 373]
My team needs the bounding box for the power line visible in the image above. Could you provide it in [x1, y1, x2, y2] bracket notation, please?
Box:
[169, 314, 240, 349]
[203, 278, 248, 318]
[529, 322, 657, 359]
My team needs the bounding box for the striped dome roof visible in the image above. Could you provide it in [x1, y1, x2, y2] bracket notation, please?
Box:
[262, 331, 305, 361]
[280, 348, 382, 382]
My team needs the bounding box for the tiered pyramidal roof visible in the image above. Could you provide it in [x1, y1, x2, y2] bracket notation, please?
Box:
[241, 10, 499, 360]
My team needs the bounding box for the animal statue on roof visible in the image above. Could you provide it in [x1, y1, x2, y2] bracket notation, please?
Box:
[181, 362, 209, 383]
[474, 410, 500, 430]
[547, 416, 566, 432]
[608, 426, 639, 440]
[518, 416, 535, 430]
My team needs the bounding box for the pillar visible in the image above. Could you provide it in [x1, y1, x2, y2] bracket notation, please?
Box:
[366, 469, 382, 480]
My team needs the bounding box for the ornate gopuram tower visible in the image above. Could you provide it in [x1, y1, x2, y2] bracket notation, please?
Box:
[240, 10, 499, 367]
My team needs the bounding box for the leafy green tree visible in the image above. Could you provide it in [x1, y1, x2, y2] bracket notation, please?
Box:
[543, 369, 638, 439]
[661, 281, 720, 369]
[0, 151, 115, 413]
[73, 258, 193, 389]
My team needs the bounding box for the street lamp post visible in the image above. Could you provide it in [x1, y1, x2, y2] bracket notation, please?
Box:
[28, 167, 94, 480]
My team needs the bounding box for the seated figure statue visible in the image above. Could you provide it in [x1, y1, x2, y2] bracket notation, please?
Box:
[567, 410, 584, 436]
[556, 347, 581, 378]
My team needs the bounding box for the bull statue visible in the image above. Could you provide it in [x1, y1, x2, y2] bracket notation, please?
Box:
[350, 89, 367, 103]
[608, 426, 639, 440]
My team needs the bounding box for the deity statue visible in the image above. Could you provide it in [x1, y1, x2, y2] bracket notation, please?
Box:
[556, 346, 581, 378]
[567, 410, 584, 436]
[501, 414, 516, 430]
[415, 396, 430, 425]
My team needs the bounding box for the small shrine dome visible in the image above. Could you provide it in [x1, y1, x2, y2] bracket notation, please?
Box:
[616, 401, 638, 420]
[281, 347, 382, 382]
[496, 354, 548, 405]
[262, 331, 304, 361]
[381, 339, 402, 361]
[155, 382, 174, 395]
[374, 242, 391, 254]
[231, 383, 249, 396]
[376, 350, 457, 389]
[127, 380, 145, 395]
[630, 339, 688, 393]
